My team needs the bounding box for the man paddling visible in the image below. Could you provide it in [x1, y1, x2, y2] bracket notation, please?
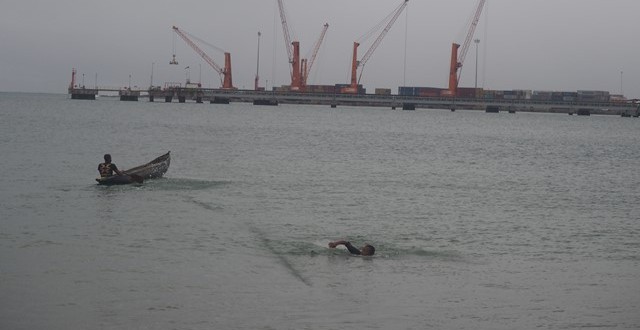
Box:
[98, 154, 124, 178]
[328, 240, 375, 256]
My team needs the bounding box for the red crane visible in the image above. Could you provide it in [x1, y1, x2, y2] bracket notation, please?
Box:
[276, 0, 328, 92]
[302, 23, 329, 88]
[172, 26, 234, 89]
[276, 0, 302, 91]
[447, 0, 485, 97]
[343, 0, 408, 94]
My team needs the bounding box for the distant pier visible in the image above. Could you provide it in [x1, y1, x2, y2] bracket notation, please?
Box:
[69, 88, 98, 100]
[68, 86, 639, 116]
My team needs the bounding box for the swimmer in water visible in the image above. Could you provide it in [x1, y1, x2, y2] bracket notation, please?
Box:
[328, 240, 375, 256]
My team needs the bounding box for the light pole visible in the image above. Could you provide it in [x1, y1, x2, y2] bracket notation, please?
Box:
[620, 70, 623, 96]
[474, 39, 480, 98]
[255, 31, 261, 90]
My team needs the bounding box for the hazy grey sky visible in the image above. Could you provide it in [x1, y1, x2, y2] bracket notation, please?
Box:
[1, 0, 638, 98]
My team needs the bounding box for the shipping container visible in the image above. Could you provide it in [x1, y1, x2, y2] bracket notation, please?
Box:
[551, 92, 564, 102]
[532, 91, 553, 101]
[513, 90, 532, 99]
[417, 87, 445, 97]
[483, 90, 503, 99]
[577, 90, 610, 102]
[336, 84, 365, 94]
[440, 90, 454, 97]
[418, 91, 440, 97]
[610, 94, 627, 103]
[398, 86, 417, 96]
[307, 85, 336, 94]
[457, 87, 482, 98]
[578, 90, 609, 96]
[274, 86, 290, 92]
[375, 88, 391, 95]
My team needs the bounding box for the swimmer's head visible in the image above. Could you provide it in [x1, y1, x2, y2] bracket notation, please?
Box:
[361, 244, 375, 256]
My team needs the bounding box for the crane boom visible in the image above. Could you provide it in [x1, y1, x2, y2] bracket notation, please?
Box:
[277, 0, 294, 64]
[276, 0, 303, 91]
[359, 0, 408, 69]
[344, 0, 408, 93]
[303, 23, 329, 86]
[447, 0, 485, 96]
[172, 26, 234, 89]
[458, 0, 485, 74]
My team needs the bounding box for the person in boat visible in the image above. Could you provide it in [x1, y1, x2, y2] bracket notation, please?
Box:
[328, 240, 375, 256]
[98, 154, 124, 178]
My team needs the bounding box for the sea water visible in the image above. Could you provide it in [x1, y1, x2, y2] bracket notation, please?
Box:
[1, 92, 638, 329]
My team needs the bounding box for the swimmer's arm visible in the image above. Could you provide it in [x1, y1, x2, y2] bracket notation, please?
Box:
[328, 240, 361, 255]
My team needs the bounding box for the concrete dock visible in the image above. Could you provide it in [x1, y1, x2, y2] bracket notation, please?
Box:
[68, 86, 639, 116]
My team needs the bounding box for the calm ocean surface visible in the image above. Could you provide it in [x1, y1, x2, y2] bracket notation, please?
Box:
[1, 92, 639, 329]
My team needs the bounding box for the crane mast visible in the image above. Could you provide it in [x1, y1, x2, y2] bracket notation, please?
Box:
[172, 26, 234, 89]
[302, 23, 329, 87]
[345, 0, 408, 94]
[448, 0, 485, 97]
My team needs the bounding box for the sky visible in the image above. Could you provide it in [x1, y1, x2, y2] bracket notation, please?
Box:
[1, 0, 638, 98]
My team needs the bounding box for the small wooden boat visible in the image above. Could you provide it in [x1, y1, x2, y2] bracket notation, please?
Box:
[96, 151, 171, 185]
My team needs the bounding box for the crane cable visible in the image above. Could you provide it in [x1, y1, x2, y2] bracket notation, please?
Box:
[179, 29, 226, 55]
[356, 1, 404, 44]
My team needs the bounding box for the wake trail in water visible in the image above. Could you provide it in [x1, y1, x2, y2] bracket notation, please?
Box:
[188, 197, 311, 286]
[186, 197, 222, 211]
[251, 226, 312, 287]
[145, 178, 230, 191]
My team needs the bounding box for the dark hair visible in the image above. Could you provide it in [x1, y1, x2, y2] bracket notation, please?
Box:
[104, 154, 112, 162]
[362, 244, 375, 256]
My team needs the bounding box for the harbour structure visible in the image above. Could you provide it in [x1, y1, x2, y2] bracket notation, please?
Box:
[276, 0, 329, 92]
[171, 26, 234, 90]
[343, 0, 408, 94]
[446, 0, 486, 97]
[67, 71, 639, 116]
[180, 88, 639, 115]
[68, 1, 638, 114]
[68, 68, 142, 101]
[68, 68, 97, 100]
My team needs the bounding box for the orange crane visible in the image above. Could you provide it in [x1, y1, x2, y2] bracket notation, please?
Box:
[276, 0, 328, 92]
[172, 26, 234, 89]
[343, 0, 408, 94]
[446, 0, 485, 97]
[301, 23, 329, 88]
[276, 0, 302, 91]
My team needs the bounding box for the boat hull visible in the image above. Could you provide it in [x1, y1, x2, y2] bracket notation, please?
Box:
[95, 175, 136, 185]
